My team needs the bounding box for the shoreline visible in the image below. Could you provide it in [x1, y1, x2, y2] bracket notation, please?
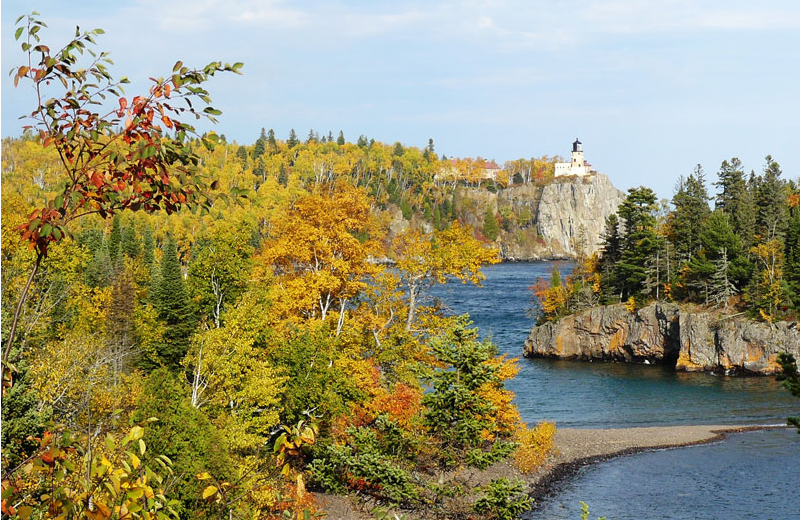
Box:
[527, 423, 790, 510]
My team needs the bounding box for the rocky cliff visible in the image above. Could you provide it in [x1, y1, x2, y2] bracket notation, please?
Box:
[523, 302, 800, 375]
[534, 174, 626, 256]
[456, 174, 625, 260]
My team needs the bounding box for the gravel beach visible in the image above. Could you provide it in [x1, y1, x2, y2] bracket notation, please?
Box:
[315, 424, 783, 519]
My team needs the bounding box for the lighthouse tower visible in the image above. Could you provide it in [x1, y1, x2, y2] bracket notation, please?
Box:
[554, 138, 593, 177]
[571, 138, 584, 168]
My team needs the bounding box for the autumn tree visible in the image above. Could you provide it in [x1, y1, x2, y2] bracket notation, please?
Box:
[260, 183, 381, 332]
[392, 222, 500, 331]
[3, 12, 241, 383]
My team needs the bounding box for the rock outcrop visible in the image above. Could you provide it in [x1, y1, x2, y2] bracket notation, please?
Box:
[523, 302, 800, 375]
[534, 174, 625, 256]
[443, 174, 625, 260]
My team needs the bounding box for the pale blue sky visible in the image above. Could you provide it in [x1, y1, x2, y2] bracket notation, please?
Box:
[3, 1, 799, 198]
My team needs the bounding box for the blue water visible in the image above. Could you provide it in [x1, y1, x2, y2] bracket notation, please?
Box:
[433, 262, 800, 519]
[532, 429, 800, 520]
[432, 261, 797, 428]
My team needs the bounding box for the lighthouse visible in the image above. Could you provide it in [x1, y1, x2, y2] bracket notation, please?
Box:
[555, 138, 594, 177]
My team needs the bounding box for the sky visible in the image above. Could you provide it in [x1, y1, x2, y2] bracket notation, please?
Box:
[2, 0, 799, 199]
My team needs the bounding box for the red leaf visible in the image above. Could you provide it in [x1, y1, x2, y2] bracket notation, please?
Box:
[90, 172, 104, 189]
[119, 97, 128, 110]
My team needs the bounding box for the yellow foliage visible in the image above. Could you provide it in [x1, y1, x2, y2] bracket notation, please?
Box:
[514, 421, 556, 474]
[624, 295, 636, 313]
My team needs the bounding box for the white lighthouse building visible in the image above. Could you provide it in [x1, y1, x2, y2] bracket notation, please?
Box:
[554, 138, 594, 177]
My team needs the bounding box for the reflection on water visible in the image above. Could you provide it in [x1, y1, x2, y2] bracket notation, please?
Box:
[530, 429, 800, 519]
[433, 262, 797, 428]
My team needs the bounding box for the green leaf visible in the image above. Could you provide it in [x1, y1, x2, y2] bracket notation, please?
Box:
[15, 27, 24, 41]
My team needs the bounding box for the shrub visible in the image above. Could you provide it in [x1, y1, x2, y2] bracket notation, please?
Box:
[473, 478, 533, 520]
[514, 421, 556, 474]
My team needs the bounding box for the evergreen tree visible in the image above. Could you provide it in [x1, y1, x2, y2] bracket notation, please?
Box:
[709, 248, 738, 308]
[153, 236, 195, 367]
[616, 187, 660, 299]
[277, 163, 288, 186]
[327, 130, 334, 143]
[483, 207, 499, 242]
[133, 369, 233, 515]
[235, 145, 248, 166]
[108, 213, 123, 262]
[356, 134, 368, 148]
[669, 166, 710, 263]
[121, 224, 141, 259]
[267, 128, 277, 151]
[598, 213, 622, 300]
[306, 128, 317, 144]
[755, 155, 788, 240]
[287, 128, 299, 148]
[337, 130, 345, 145]
[85, 241, 114, 288]
[784, 205, 800, 309]
[714, 158, 754, 247]
[142, 224, 155, 268]
[393, 142, 405, 157]
[253, 127, 266, 158]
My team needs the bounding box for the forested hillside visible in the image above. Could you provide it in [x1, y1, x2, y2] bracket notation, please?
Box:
[0, 16, 557, 519]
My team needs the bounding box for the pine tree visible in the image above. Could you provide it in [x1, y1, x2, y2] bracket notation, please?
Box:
[784, 205, 800, 309]
[267, 128, 277, 151]
[142, 224, 155, 268]
[235, 145, 248, 166]
[306, 129, 317, 144]
[483, 207, 499, 242]
[153, 236, 195, 367]
[599, 213, 622, 301]
[616, 187, 660, 299]
[715, 158, 754, 247]
[121, 224, 141, 259]
[108, 214, 123, 262]
[669, 165, 710, 263]
[709, 248, 738, 308]
[755, 155, 788, 240]
[337, 130, 345, 145]
[287, 129, 299, 148]
[85, 241, 114, 288]
[253, 127, 266, 158]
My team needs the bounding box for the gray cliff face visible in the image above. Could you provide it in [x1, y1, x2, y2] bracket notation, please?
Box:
[534, 174, 626, 256]
[524, 303, 800, 375]
[380, 174, 625, 260]
[455, 174, 625, 260]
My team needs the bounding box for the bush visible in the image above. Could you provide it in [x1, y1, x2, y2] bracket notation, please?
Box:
[473, 478, 533, 520]
[308, 420, 420, 505]
[514, 421, 556, 474]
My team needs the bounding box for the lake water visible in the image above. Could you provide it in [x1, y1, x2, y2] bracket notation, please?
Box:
[433, 261, 799, 518]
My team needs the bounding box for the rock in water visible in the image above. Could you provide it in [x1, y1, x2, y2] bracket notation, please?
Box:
[524, 302, 800, 375]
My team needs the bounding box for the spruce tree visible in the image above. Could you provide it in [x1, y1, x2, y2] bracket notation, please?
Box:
[483, 207, 499, 241]
[715, 158, 754, 247]
[755, 155, 788, 240]
[267, 128, 277, 151]
[784, 206, 800, 309]
[154, 236, 195, 367]
[337, 130, 345, 145]
[599, 213, 622, 301]
[709, 248, 738, 308]
[142, 224, 155, 268]
[616, 187, 660, 299]
[670, 166, 710, 263]
[287, 129, 299, 148]
[253, 127, 266, 158]
[108, 214, 123, 262]
[121, 224, 141, 259]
